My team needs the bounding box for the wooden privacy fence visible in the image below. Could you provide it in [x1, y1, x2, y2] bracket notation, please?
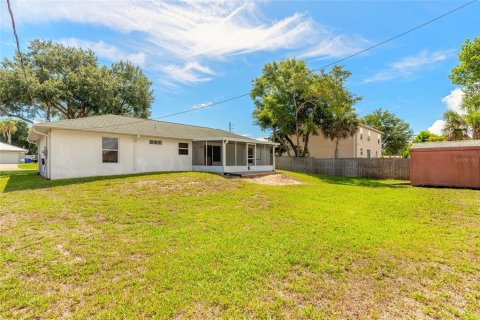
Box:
[276, 157, 410, 180]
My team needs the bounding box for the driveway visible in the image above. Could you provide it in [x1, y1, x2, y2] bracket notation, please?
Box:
[0, 164, 20, 171]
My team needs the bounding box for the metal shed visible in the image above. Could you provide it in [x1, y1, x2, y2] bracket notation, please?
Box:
[410, 140, 480, 189]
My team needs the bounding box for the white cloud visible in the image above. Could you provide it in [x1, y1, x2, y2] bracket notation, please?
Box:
[428, 120, 445, 135]
[9, 1, 314, 59]
[363, 49, 455, 83]
[191, 101, 213, 110]
[427, 88, 466, 136]
[6, 0, 370, 86]
[159, 62, 216, 85]
[299, 34, 372, 60]
[442, 88, 465, 114]
[60, 38, 146, 66]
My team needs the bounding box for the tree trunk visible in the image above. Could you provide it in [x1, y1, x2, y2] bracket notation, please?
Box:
[6, 132, 12, 145]
[293, 95, 300, 157]
[46, 105, 51, 122]
[284, 135, 298, 157]
[302, 133, 310, 157]
[473, 125, 480, 140]
[335, 138, 339, 159]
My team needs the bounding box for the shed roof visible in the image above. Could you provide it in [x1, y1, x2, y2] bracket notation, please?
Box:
[29, 114, 275, 145]
[0, 142, 27, 152]
[411, 140, 480, 149]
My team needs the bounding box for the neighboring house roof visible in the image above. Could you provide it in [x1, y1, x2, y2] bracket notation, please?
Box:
[28, 114, 274, 144]
[411, 140, 480, 149]
[0, 142, 27, 152]
[358, 123, 383, 134]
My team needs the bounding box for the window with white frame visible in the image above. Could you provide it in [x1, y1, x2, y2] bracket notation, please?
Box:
[360, 148, 363, 156]
[102, 137, 118, 163]
[149, 140, 162, 145]
[377, 134, 380, 144]
[178, 143, 189, 155]
[367, 130, 371, 141]
[360, 128, 363, 140]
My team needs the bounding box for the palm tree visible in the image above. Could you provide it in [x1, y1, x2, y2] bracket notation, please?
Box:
[322, 105, 359, 158]
[0, 119, 18, 145]
[443, 110, 469, 141]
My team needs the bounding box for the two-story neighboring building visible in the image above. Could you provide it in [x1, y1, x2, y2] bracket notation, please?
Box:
[299, 123, 383, 158]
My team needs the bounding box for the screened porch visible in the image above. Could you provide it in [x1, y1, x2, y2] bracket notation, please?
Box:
[192, 138, 276, 174]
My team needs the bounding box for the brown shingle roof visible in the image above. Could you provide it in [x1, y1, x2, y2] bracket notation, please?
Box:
[31, 114, 269, 143]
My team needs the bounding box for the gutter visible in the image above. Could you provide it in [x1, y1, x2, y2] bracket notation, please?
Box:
[30, 127, 50, 179]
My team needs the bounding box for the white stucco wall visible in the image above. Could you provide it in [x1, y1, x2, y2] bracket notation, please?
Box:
[49, 129, 192, 179]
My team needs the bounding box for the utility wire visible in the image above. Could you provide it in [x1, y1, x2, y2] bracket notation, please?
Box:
[13, 0, 476, 130]
[153, 0, 477, 121]
[6, 0, 33, 101]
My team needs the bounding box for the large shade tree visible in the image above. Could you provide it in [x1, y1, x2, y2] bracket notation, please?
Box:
[449, 37, 480, 139]
[362, 109, 413, 156]
[0, 39, 154, 122]
[250, 59, 359, 157]
[319, 67, 360, 158]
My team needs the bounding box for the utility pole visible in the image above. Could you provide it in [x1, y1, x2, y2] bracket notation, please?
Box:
[228, 122, 234, 132]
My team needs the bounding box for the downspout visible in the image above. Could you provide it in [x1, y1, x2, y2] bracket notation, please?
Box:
[31, 127, 49, 179]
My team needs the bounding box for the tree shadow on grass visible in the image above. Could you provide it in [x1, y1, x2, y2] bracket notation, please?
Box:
[301, 172, 410, 189]
[0, 170, 203, 193]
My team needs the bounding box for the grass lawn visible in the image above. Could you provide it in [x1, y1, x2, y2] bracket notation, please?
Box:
[18, 163, 39, 170]
[0, 169, 479, 319]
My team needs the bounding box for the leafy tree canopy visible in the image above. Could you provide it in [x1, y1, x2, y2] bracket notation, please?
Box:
[362, 108, 413, 156]
[250, 58, 360, 157]
[449, 37, 480, 139]
[402, 130, 445, 158]
[0, 39, 154, 122]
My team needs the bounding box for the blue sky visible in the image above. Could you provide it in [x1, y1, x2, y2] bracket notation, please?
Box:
[1, 0, 478, 138]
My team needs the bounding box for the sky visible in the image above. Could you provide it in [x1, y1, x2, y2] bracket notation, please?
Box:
[1, 0, 479, 138]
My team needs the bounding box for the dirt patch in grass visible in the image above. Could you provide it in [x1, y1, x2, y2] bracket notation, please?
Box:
[251, 254, 480, 319]
[0, 212, 18, 231]
[119, 174, 242, 196]
[244, 173, 302, 186]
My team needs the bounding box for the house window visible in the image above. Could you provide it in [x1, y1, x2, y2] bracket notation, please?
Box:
[102, 137, 118, 163]
[367, 131, 371, 141]
[367, 149, 371, 158]
[375, 151, 378, 157]
[149, 140, 162, 145]
[360, 148, 363, 156]
[178, 143, 189, 155]
[377, 134, 380, 144]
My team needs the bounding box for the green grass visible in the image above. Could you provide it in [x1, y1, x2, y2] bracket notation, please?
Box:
[18, 163, 38, 170]
[0, 170, 479, 319]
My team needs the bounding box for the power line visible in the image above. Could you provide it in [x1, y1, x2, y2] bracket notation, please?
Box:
[311, 0, 478, 72]
[9, 0, 476, 130]
[153, 0, 476, 121]
[6, 0, 33, 102]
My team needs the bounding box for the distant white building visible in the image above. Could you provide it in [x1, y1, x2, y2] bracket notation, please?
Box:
[0, 142, 27, 164]
[28, 114, 277, 180]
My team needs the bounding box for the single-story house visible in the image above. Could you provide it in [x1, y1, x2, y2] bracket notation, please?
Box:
[0, 141, 27, 164]
[27, 114, 277, 180]
[290, 123, 383, 158]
